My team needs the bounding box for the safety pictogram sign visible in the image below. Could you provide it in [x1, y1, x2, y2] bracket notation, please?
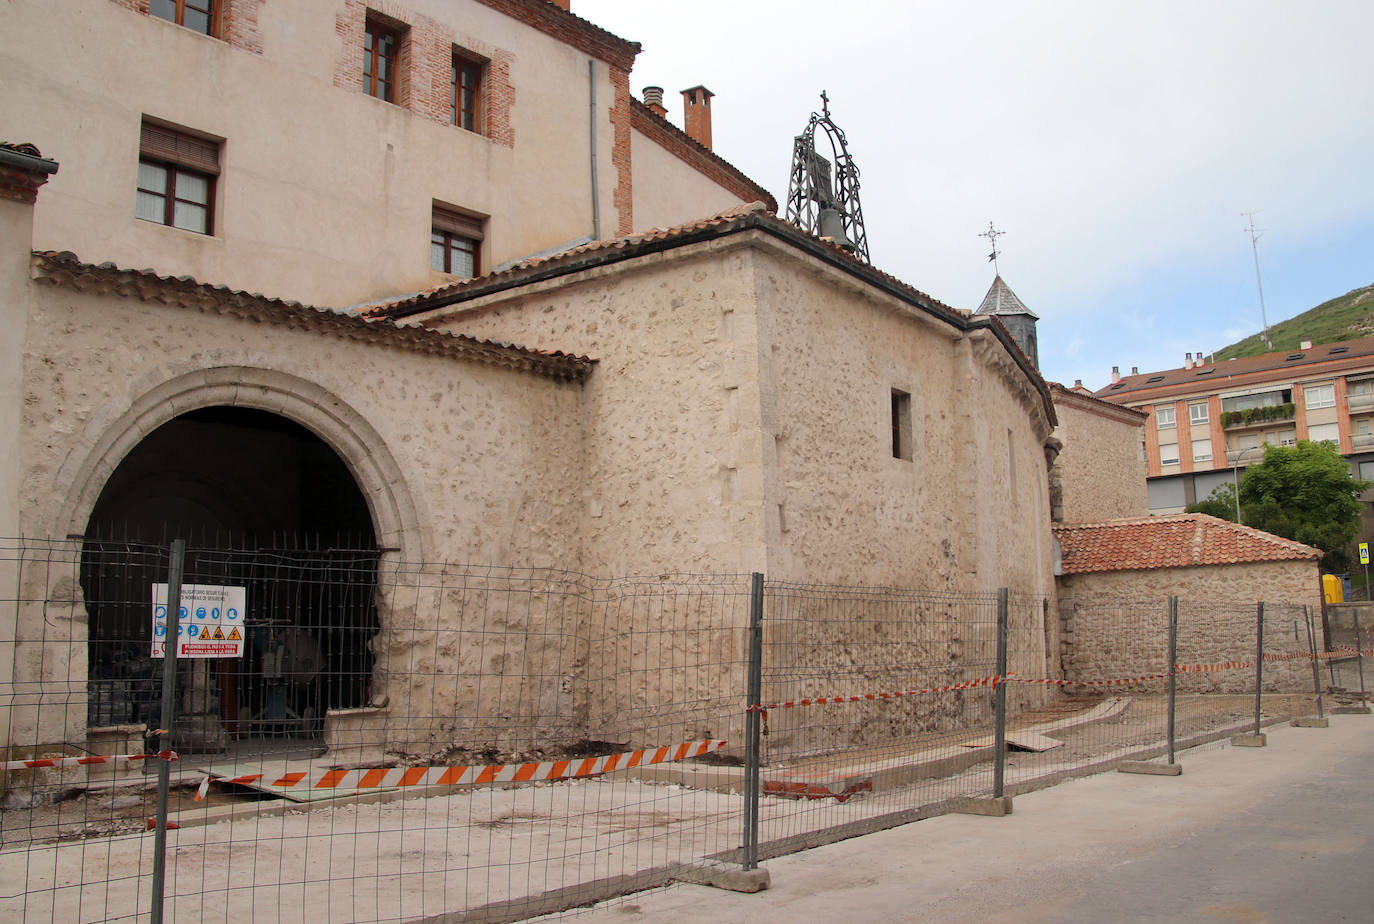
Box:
[151, 583, 247, 659]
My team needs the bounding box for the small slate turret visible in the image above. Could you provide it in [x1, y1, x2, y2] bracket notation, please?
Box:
[974, 275, 1039, 369]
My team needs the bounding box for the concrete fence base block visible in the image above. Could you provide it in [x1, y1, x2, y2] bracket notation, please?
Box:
[1292, 716, 1329, 728]
[1230, 733, 1267, 747]
[1332, 706, 1372, 715]
[676, 862, 771, 893]
[953, 796, 1013, 817]
[1117, 761, 1183, 776]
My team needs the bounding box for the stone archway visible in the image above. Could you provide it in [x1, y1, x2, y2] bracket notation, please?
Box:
[54, 367, 421, 557]
[56, 368, 422, 748]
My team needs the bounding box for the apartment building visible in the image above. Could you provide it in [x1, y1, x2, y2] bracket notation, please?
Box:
[1095, 338, 1374, 513]
[0, 0, 773, 307]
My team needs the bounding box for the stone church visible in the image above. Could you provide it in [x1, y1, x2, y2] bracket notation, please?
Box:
[1, 0, 1090, 756]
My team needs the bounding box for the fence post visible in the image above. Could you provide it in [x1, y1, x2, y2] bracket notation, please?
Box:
[993, 588, 1009, 799]
[742, 572, 764, 871]
[1305, 605, 1325, 720]
[1355, 610, 1369, 706]
[1254, 602, 1264, 737]
[151, 538, 186, 924]
[1167, 596, 1178, 765]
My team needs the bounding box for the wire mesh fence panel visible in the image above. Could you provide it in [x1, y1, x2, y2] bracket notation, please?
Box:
[1259, 601, 1329, 722]
[752, 584, 1007, 854]
[0, 538, 756, 924]
[1031, 596, 1172, 779]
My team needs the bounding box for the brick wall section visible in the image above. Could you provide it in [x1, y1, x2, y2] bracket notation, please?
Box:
[630, 100, 778, 211]
[609, 67, 633, 235]
[333, 1, 516, 148]
[107, 0, 263, 54]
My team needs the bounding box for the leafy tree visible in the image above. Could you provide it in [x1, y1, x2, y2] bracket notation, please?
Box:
[1237, 440, 1370, 572]
[1185, 482, 1238, 522]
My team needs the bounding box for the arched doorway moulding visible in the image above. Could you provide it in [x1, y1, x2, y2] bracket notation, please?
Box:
[52, 366, 424, 559]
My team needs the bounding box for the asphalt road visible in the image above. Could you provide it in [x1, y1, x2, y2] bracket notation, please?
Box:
[572, 713, 1374, 923]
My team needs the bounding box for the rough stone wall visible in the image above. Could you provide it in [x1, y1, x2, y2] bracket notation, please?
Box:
[9, 276, 586, 752]
[1058, 560, 1324, 693]
[1051, 392, 1148, 523]
[422, 233, 1062, 741]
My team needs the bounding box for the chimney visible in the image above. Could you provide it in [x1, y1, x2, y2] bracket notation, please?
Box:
[1131, 366, 1138, 376]
[1185, 352, 1193, 369]
[1111, 365, 1120, 383]
[642, 86, 667, 118]
[681, 85, 714, 150]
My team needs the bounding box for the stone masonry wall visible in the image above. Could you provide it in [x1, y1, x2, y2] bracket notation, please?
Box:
[1058, 559, 1324, 693]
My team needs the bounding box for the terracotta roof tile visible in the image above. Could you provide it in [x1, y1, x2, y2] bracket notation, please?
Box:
[28, 251, 593, 382]
[1053, 513, 1320, 575]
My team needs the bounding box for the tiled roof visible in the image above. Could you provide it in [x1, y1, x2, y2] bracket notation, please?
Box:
[1054, 514, 1321, 575]
[356, 201, 1057, 428]
[29, 251, 593, 383]
[1095, 333, 1374, 401]
[361, 202, 961, 323]
[1048, 381, 1148, 424]
[974, 275, 1038, 320]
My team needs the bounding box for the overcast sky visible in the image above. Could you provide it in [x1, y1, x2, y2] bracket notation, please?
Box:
[579, 0, 1374, 390]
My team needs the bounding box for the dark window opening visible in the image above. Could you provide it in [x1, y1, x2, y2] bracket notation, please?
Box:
[891, 389, 912, 461]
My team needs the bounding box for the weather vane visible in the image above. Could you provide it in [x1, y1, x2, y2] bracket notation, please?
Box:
[784, 91, 871, 263]
[979, 221, 1004, 276]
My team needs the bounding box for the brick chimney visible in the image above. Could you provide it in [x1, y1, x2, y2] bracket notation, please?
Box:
[681, 85, 714, 150]
[642, 86, 667, 118]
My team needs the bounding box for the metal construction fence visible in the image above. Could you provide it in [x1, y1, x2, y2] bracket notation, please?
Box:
[0, 537, 1366, 923]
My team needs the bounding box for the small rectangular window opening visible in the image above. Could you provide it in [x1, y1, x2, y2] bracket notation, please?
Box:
[431, 204, 485, 278]
[364, 15, 404, 102]
[451, 50, 484, 132]
[891, 389, 912, 461]
[136, 121, 219, 235]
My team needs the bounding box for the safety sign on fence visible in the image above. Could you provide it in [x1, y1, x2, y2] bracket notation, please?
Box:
[151, 582, 247, 658]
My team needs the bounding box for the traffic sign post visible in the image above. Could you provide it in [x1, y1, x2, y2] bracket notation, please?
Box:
[1361, 542, 1370, 601]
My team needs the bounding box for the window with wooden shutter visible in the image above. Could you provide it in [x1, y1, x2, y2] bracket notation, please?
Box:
[431, 205, 485, 278]
[137, 121, 220, 235]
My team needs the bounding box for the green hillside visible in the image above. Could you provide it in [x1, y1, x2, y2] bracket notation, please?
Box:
[1213, 284, 1374, 361]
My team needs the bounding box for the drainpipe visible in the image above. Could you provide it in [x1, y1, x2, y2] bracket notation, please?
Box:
[588, 59, 601, 241]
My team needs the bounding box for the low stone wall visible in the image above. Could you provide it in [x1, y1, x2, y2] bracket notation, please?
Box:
[1058, 560, 1324, 693]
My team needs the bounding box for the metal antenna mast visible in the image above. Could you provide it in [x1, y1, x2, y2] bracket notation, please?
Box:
[1243, 211, 1272, 351]
[785, 91, 870, 263]
[979, 221, 1004, 276]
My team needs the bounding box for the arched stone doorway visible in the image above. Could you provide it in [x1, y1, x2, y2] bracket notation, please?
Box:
[79, 404, 384, 750]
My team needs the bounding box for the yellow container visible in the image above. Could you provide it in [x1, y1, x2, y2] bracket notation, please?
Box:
[1322, 572, 1344, 604]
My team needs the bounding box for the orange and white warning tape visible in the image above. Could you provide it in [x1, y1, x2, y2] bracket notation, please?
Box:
[1, 749, 178, 772]
[1011, 674, 1168, 687]
[194, 738, 726, 801]
[746, 674, 1005, 717]
[1174, 660, 1255, 673]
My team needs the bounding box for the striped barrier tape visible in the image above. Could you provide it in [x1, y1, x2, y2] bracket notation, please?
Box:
[194, 738, 726, 801]
[745, 673, 1005, 717]
[1175, 660, 1255, 673]
[2, 750, 178, 772]
[1010, 674, 1168, 686]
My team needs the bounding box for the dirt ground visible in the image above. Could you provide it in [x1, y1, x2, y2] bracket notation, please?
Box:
[0, 682, 1351, 923]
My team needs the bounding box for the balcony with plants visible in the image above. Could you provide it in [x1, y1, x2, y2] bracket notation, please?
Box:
[1219, 402, 1295, 430]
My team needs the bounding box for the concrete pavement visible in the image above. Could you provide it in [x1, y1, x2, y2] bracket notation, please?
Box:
[570, 715, 1374, 923]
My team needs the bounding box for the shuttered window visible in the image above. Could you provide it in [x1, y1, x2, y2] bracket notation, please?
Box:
[137, 122, 219, 235]
[431, 206, 484, 277]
